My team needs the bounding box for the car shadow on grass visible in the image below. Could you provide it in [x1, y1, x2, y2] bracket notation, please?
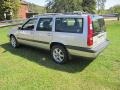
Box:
[1, 43, 94, 73]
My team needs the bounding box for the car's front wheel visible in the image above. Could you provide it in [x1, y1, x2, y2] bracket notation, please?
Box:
[51, 45, 68, 64]
[10, 36, 19, 48]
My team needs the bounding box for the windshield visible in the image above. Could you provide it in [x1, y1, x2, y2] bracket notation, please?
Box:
[92, 18, 106, 35]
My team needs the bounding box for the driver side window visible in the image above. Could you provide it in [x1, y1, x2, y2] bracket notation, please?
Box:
[21, 18, 37, 30]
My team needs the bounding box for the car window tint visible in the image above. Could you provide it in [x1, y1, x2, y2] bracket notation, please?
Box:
[22, 18, 37, 30]
[55, 18, 83, 33]
[37, 18, 53, 31]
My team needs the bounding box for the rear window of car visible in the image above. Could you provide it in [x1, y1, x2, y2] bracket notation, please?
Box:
[93, 18, 106, 33]
[55, 18, 83, 33]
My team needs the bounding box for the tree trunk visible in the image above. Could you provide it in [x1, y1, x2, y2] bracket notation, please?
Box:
[117, 13, 120, 21]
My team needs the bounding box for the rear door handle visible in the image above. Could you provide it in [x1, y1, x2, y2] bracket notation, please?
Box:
[47, 33, 52, 36]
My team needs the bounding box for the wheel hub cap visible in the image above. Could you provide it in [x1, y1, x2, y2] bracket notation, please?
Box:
[11, 37, 16, 47]
[53, 48, 64, 62]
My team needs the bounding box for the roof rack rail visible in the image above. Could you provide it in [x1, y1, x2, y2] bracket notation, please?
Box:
[74, 11, 87, 14]
[43, 13, 62, 15]
[64, 11, 87, 15]
[33, 13, 63, 17]
[33, 11, 88, 17]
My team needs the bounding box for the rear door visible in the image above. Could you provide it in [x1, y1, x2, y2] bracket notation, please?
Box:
[53, 17, 85, 47]
[92, 17, 107, 47]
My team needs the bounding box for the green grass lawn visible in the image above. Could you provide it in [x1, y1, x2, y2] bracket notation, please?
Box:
[0, 21, 120, 90]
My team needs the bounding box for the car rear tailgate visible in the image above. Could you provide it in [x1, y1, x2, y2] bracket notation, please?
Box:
[91, 40, 109, 55]
[92, 16, 107, 48]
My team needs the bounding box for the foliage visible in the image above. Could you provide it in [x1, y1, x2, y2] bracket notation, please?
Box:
[46, 0, 83, 13]
[96, 0, 106, 14]
[82, 0, 96, 13]
[109, 5, 120, 14]
[28, 3, 46, 14]
[97, 5, 120, 15]
[109, 5, 120, 21]
[11, 0, 20, 19]
[46, 0, 96, 13]
[0, 0, 5, 20]
[0, 0, 20, 20]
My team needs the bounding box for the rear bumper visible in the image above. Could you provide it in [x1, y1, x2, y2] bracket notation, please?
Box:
[68, 40, 109, 58]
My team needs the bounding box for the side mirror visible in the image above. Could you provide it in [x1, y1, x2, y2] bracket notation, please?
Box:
[18, 26, 21, 30]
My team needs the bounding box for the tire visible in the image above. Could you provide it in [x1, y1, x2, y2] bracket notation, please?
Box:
[51, 45, 68, 64]
[10, 36, 19, 48]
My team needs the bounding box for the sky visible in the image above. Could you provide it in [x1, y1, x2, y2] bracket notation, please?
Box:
[25, 0, 120, 9]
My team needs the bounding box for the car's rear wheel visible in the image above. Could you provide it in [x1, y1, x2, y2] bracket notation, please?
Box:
[10, 36, 19, 48]
[51, 45, 68, 64]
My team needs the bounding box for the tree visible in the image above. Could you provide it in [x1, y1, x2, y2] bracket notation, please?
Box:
[82, 0, 96, 13]
[0, 0, 5, 20]
[28, 3, 46, 14]
[97, 0, 106, 14]
[0, 0, 20, 20]
[46, 0, 82, 13]
[109, 5, 120, 21]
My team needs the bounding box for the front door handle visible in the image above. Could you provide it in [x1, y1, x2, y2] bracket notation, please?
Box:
[30, 31, 34, 34]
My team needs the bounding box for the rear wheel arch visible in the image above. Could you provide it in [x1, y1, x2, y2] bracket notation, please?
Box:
[50, 42, 67, 51]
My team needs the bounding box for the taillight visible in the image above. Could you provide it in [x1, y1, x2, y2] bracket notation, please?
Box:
[87, 15, 93, 46]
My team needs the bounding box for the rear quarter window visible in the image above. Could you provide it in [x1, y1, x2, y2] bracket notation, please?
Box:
[93, 18, 106, 32]
[55, 18, 83, 33]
